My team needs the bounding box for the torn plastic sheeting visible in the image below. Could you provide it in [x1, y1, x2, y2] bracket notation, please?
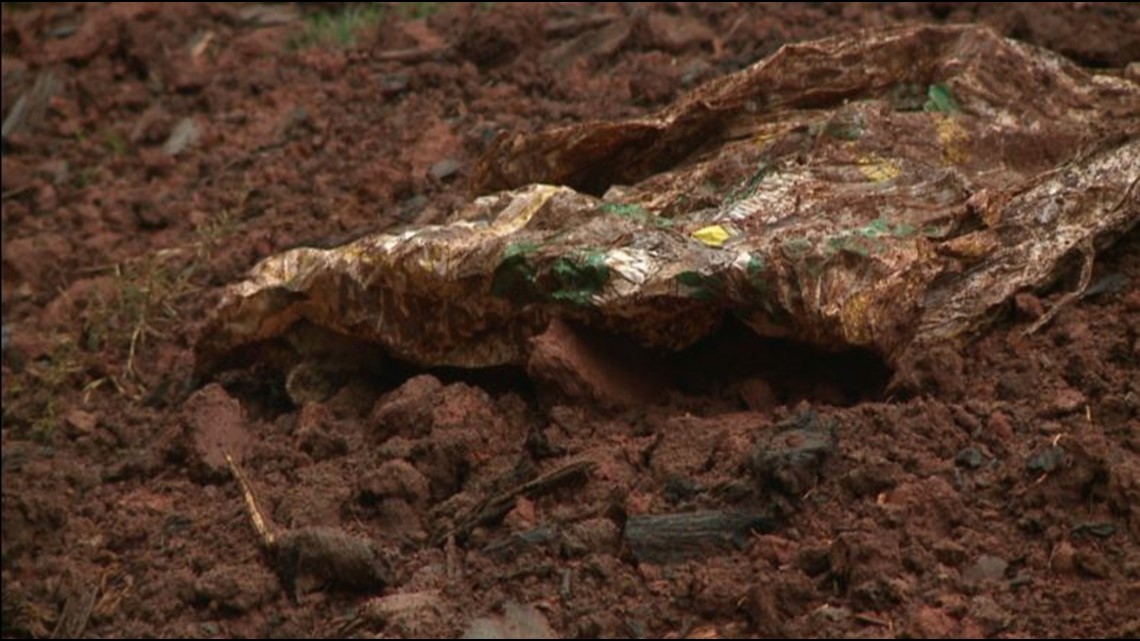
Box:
[196, 25, 1139, 376]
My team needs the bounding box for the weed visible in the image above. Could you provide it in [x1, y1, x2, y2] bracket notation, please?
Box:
[102, 129, 129, 156]
[291, 3, 386, 50]
[397, 2, 442, 19]
[7, 335, 85, 441]
[80, 206, 237, 396]
[289, 2, 446, 50]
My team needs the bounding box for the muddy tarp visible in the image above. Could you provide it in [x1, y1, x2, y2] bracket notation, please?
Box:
[196, 25, 1139, 375]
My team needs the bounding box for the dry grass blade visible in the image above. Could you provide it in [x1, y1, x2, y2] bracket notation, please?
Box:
[224, 450, 276, 548]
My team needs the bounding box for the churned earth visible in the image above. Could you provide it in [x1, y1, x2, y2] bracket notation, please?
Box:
[2, 3, 1138, 638]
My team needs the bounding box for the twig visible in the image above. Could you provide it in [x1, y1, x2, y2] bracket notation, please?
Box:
[372, 46, 450, 63]
[224, 450, 276, 548]
[1023, 239, 1095, 336]
[441, 459, 596, 544]
[544, 14, 618, 38]
[50, 582, 97, 639]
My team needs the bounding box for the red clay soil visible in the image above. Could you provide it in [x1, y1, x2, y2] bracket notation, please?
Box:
[3, 3, 1139, 638]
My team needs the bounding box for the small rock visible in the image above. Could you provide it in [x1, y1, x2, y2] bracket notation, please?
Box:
[398, 194, 429, 220]
[968, 595, 1010, 636]
[163, 117, 201, 156]
[64, 409, 98, 435]
[285, 360, 346, 407]
[1051, 540, 1076, 574]
[428, 158, 461, 181]
[462, 601, 557, 639]
[274, 526, 395, 597]
[954, 447, 985, 470]
[1046, 386, 1086, 417]
[361, 590, 445, 635]
[1026, 446, 1065, 475]
[237, 4, 299, 26]
[810, 603, 851, 624]
[750, 409, 837, 496]
[377, 72, 411, 97]
[645, 13, 716, 54]
[963, 554, 1007, 583]
[1, 324, 11, 354]
[193, 563, 278, 614]
[932, 540, 967, 566]
[359, 459, 430, 504]
[1071, 521, 1116, 538]
[503, 496, 537, 531]
[182, 383, 251, 479]
[370, 374, 442, 438]
[738, 376, 778, 412]
[842, 462, 897, 497]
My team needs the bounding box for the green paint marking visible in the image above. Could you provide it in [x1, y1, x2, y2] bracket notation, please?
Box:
[924, 83, 960, 114]
[823, 217, 926, 258]
[723, 163, 769, 208]
[746, 253, 769, 293]
[503, 241, 540, 258]
[600, 202, 673, 228]
[676, 270, 720, 301]
[549, 250, 610, 306]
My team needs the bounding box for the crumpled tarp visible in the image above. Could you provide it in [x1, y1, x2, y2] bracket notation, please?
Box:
[196, 25, 1139, 376]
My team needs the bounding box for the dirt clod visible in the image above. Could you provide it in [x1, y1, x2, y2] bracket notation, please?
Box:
[274, 526, 395, 599]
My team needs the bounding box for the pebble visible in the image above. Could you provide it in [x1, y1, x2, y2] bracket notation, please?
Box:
[163, 117, 200, 156]
[955, 447, 985, 470]
[963, 554, 1007, 583]
[1026, 446, 1065, 474]
[429, 158, 461, 181]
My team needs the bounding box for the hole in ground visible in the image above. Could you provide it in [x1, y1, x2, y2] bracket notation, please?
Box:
[668, 316, 893, 409]
[212, 315, 892, 419]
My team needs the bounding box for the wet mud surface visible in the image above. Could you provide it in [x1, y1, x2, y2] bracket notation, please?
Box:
[2, 3, 1139, 638]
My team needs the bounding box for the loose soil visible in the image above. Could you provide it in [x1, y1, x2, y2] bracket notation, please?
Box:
[3, 3, 1138, 638]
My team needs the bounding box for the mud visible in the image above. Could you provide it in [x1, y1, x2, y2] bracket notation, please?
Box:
[2, 3, 1139, 638]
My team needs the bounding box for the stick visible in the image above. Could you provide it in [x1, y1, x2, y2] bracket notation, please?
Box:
[1023, 239, 1095, 336]
[224, 450, 276, 548]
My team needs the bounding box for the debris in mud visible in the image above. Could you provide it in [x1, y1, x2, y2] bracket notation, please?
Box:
[223, 452, 396, 600]
[461, 600, 558, 640]
[355, 590, 449, 637]
[272, 526, 395, 599]
[161, 117, 201, 157]
[196, 24, 1140, 382]
[1026, 446, 1066, 475]
[622, 510, 778, 564]
[751, 409, 837, 497]
[954, 446, 985, 470]
[441, 459, 596, 544]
